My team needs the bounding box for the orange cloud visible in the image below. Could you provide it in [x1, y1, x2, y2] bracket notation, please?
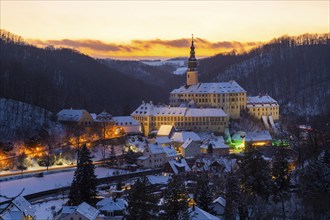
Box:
[27, 38, 262, 59]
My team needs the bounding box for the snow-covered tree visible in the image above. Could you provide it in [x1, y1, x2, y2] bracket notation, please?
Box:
[68, 144, 97, 205]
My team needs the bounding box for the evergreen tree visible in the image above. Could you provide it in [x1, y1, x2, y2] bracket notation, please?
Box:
[240, 144, 272, 200]
[68, 144, 97, 205]
[194, 172, 214, 213]
[272, 146, 291, 219]
[225, 171, 240, 220]
[299, 148, 330, 219]
[162, 175, 189, 220]
[126, 176, 159, 220]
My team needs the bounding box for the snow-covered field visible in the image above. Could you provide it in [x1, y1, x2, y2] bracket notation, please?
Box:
[0, 167, 128, 202]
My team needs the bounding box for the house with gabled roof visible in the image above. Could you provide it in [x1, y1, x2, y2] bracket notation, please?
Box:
[55, 202, 99, 220]
[0, 196, 36, 220]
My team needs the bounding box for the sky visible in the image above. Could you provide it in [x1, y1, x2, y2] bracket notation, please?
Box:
[1, 1, 329, 59]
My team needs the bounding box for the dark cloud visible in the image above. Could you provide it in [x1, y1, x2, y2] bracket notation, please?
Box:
[28, 37, 261, 57]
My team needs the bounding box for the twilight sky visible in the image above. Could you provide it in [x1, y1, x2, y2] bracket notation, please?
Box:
[1, 1, 329, 59]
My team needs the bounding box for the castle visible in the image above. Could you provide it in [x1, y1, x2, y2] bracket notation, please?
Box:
[132, 36, 279, 136]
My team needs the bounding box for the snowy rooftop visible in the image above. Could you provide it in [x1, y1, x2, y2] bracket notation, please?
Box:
[155, 136, 172, 144]
[57, 109, 89, 121]
[76, 202, 99, 220]
[245, 131, 272, 142]
[97, 198, 127, 212]
[182, 138, 193, 149]
[112, 116, 140, 126]
[157, 125, 175, 136]
[247, 95, 278, 107]
[201, 137, 229, 149]
[12, 196, 36, 217]
[213, 196, 226, 207]
[171, 81, 246, 94]
[167, 159, 191, 174]
[189, 206, 220, 220]
[95, 111, 113, 122]
[171, 131, 201, 143]
[131, 103, 228, 117]
[147, 144, 166, 155]
[163, 146, 177, 157]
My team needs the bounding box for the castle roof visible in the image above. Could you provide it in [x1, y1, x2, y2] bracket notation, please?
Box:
[171, 81, 246, 94]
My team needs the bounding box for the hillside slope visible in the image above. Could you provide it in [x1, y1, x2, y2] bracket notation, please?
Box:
[198, 34, 330, 116]
[0, 30, 170, 115]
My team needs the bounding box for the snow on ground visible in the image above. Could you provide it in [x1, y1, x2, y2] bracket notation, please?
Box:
[0, 167, 128, 202]
[148, 174, 169, 185]
[173, 67, 187, 75]
[127, 136, 147, 152]
[33, 198, 67, 220]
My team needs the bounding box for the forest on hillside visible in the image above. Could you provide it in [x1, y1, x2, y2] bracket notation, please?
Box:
[198, 34, 330, 116]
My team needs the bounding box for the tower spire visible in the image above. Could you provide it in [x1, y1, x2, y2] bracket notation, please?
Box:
[189, 34, 196, 60]
[186, 34, 198, 86]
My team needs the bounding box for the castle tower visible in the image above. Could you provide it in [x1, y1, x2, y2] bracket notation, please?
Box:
[186, 35, 199, 86]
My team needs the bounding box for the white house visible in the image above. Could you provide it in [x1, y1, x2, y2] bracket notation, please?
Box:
[181, 138, 201, 158]
[56, 202, 99, 220]
[200, 136, 229, 156]
[171, 131, 201, 153]
[96, 198, 127, 220]
[137, 144, 177, 169]
[0, 196, 36, 220]
[189, 205, 220, 220]
[211, 196, 226, 217]
[163, 158, 191, 175]
[112, 116, 141, 134]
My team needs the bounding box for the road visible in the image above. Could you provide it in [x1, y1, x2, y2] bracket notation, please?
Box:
[0, 161, 105, 178]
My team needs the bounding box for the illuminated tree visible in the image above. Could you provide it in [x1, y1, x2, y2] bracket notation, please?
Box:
[68, 144, 97, 205]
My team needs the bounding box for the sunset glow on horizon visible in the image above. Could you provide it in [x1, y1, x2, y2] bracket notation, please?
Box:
[1, 0, 329, 59]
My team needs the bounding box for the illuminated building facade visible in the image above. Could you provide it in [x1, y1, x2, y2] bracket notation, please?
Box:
[246, 95, 279, 120]
[131, 102, 229, 136]
[169, 37, 247, 119]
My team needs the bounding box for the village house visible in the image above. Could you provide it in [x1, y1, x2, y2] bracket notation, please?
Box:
[57, 109, 94, 126]
[55, 202, 99, 220]
[112, 116, 141, 135]
[0, 196, 36, 220]
[200, 136, 230, 156]
[163, 158, 191, 175]
[137, 143, 177, 169]
[96, 198, 127, 220]
[181, 138, 201, 158]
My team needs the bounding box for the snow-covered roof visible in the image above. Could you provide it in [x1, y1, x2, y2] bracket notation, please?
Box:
[97, 198, 127, 212]
[167, 159, 191, 174]
[201, 137, 229, 149]
[245, 131, 272, 142]
[131, 103, 228, 117]
[247, 95, 278, 107]
[147, 144, 166, 155]
[90, 113, 97, 120]
[112, 116, 140, 126]
[171, 131, 201, 143]
[57, 109, 90, 121]
[155, 136, 172, 144]
[0, 209, 24, 220]
[192, 157, 237, 173]
[96, 111, 113, 121]
[213, 196, 226, 207]
[157, 125, 175, 136]
[76, 202, 99, 220]
[61, 206, 76, 214]
[182, 138, 193, 149]
[137, 156, 149, 160]
[12, 196, 35, 217]
[163, 146, 177, 157]
[171, 81, 246, 94]
[189, 206, 220, 220]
